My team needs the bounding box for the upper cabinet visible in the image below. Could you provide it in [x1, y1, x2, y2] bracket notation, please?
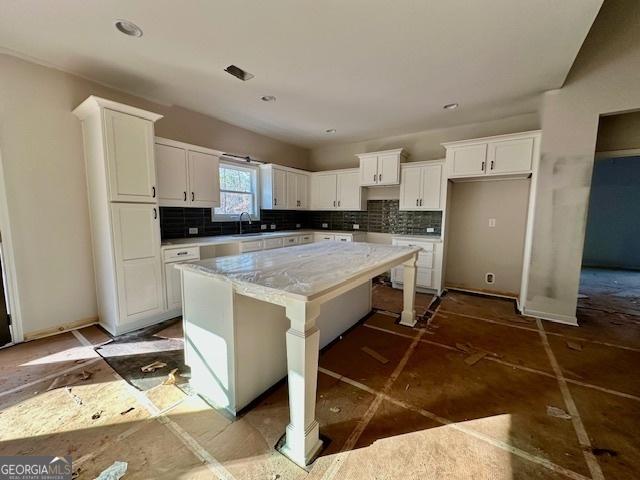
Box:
[260, 164, 310, 210]
[399, 162, 443, 211]
[443, 131, 541, 180]
[310, 169, 367, 211]
[357, 148, 407, 186]
[155, 138, 221, 208]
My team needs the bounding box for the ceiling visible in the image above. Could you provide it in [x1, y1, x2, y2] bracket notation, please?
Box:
[0, 0, 602, 148]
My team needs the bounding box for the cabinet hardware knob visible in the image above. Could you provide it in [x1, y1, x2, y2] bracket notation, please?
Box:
[338, 200, 341, 207]
[153, 208, 157, 219]
[183, 191, 187, 201]
[420, 199, 423, 206]
[378, 173, 382, 182]
[152, 186, 156, 198]
[373, 174, 376, 182]
[274, 198, 277, 206]
[416, 199, 419, 206]
[333, 200, 336, 207]
[191, 192, 195, 201]
[177, 251, 188, 256]
[491, 160, 495, 170]
[481, 161, 485, 171]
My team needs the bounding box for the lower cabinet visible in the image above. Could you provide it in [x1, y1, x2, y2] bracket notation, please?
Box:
[390, 238, 443, 293]
[163, 246, 200, 311]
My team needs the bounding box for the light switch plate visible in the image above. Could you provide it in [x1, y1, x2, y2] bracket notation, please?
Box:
[296, 223, 301, 228]
[270, 224, 276, 230]
[322, 223, 328, 228]
[188, 227, 198, 234]
[353, 224, 360, 230]
[426, 227, 435, 233]
[489, 218, 496, 227]
[260, 224, 267, 230]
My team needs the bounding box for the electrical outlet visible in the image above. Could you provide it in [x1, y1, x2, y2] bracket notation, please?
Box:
[270, 224, 276, 230]
[322, 223, 328, 228]
[426, 227, 435, 233]
[296, 223, 301, 228]
[489, 218, 496, 227]
[260, 224, 267, 230]
[353, 224, 360, 230]
[188, 227, 198, 235]
[485, 272, 495, 284]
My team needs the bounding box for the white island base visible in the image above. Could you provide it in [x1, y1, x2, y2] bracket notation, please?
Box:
[178, 242, 419, 467]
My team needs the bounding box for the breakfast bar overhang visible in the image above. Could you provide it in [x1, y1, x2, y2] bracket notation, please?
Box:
[177, 241, 420, 467]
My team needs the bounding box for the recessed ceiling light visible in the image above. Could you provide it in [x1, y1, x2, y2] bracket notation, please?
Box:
[443, 103, 459, 110]
[115, 20, 143, 37]
[224, 65, 254, 81]
[261, 95, 276, 102]
[325, 128, 337, 134]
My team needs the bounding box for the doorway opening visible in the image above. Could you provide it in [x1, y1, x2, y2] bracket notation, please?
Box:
[0, 235, 12, 346]
[580, 111, 640, 320]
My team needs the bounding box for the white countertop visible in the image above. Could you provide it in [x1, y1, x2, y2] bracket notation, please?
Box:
[162, 230, 440, 249]
[176, 241, 420, 303]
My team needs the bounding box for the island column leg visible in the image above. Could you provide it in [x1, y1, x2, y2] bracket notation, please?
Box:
[280, 300, 323, 467]
[400, 253, 418, 327]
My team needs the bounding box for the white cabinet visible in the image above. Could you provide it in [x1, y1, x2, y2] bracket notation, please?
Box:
[74, 96, 168, 336]
[313, 232, 365, 242]
[104, 109, 157, 203]
[155, 138, 221, 208]
[261, 165, 309, 210]
[444, 132, 539, 179]
[163, 246, 200, 311]
[263, 237, 285, 250]
[399, 163, 443, 211]
[111, 203, 164, 323]
[310, 169, 367, 211]
[299, 234, 314, 244]
[314, 233, 335, 242]
[391, 238, 443, 293]
[357, 148, 407, 186]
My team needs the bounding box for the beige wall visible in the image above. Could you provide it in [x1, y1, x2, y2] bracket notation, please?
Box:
[596, 110, 640, 152]
[525, 0, 640, 322]
[0, 54, 309, 338]
[446, 179, 530, 296]
[309, 112, 540, 171]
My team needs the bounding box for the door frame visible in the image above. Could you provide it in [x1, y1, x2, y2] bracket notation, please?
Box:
[0, 147, 23, 344]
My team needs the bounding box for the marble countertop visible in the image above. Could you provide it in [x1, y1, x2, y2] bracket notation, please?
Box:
[176, 241, 420, 304]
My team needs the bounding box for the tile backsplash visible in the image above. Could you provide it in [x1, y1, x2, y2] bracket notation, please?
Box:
[160, 200, 441, 239]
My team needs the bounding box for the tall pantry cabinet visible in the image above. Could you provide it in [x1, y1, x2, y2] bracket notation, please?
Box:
[74, 96, 166, 335]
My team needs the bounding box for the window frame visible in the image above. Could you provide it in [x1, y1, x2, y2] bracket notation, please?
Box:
[212, 160, 261, 222]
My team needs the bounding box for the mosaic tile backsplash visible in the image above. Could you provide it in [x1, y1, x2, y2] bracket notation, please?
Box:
[160, 200, 442, 239]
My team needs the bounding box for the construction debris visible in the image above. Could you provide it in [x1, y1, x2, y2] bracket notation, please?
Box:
[464, 351, 488, 366]
[577, 294, 589, 299]
[64, 387, 83, 406]
[329, 406, 341, 413]
[91, 410, 103, 420]
[566, 341, 583, 351]
[120, 407, 135, 416]
[547, 405, 571, 420]
[95, 461, 128, 480]
[47, 370, 93, 391]
[140, 360, 167, 373]
[361, 346, 389, 364]
[162, 368, 179, 385]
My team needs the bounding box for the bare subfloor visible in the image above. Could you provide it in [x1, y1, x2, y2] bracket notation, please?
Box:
[1, 287, 639, 479]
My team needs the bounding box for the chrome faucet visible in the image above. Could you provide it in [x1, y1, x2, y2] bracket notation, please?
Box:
[238, 211, 252, 235]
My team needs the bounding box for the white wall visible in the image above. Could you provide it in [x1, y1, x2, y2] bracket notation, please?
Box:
[0, 54, 309, 338]
[524, 0, 640, 322]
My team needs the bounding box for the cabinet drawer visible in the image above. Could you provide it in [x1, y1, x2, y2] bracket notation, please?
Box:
[300, 234, 313, 244]
[334, 234, 352, 242]
[315, 233, 335, 241]
[416, 252, 434, 268]
[263, 237, 284, 250]
[393, 239, 435, 252]
[163, 246, 199, 262]
[240, 240, 263, 252]
[283, 236, 300, 246]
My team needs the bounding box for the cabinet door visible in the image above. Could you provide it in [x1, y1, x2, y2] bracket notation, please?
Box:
[334, 234, 352, 242]
[111, 204, 164, 323]
[337, 171, 361, 210]
[156, 143, 188, 206]
[286, 172, 298, 209]
[104, 109, 156, 202]
[359, 156, 379, 186]
[399, 165, 423, 210]
[311, 174, 337, 209]
[273, 168, 287, 209]
[448, 144, 487, 177]
[315, 233, 335, 241]
[297, 174, 309, 209]
[165, 263, 182, 311]
[188, 151, 220, 207]
[420, 164, 442, 209]
[377, 153, 400, 185]
[487, 137, 534, 175]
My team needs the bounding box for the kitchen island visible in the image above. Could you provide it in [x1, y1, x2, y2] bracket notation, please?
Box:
[177, 241, 420, 467]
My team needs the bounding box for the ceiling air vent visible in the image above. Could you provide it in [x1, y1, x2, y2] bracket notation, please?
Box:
[224, 65, 254, 81]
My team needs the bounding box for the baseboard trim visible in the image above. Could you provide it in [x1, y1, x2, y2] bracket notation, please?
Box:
[522, 308, 578, 326]
[23, 316, 99, 342]
[103, 309, 181, 336]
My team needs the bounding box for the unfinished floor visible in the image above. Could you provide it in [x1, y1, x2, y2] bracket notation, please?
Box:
[1, 286, 639, 479]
